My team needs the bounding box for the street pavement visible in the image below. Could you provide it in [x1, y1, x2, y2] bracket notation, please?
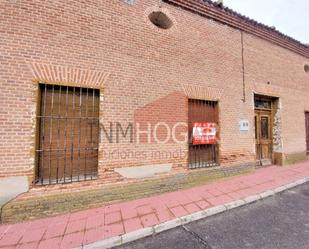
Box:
[1, 163, 308, 249]
[117, 182, 309, 249]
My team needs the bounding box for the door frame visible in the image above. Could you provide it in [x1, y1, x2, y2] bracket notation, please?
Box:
[254, 95, 275, 166]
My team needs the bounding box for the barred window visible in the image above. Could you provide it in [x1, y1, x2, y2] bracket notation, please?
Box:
[35, 84, 100, 185]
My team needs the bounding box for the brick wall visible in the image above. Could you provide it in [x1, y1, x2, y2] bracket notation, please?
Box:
[0, 0, 308, 197]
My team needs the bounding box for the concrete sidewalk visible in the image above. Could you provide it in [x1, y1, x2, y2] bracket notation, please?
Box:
[0, 162, 309, 249]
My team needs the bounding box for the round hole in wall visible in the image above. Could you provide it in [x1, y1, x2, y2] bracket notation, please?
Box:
[148, 11, 173, 30]
[305, 64, 309, 73]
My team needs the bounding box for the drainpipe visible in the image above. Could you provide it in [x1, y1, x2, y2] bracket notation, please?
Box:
[241, 31, 246, 102]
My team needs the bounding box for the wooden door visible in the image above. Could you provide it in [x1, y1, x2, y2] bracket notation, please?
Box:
[305, 112, 309, 154]
[255, 110, 272, 165]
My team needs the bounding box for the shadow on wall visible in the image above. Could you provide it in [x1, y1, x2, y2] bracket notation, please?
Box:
[134, 91, 188, 144]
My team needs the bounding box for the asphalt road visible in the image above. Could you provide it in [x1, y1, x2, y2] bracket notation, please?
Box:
[117, 182, 309, 249]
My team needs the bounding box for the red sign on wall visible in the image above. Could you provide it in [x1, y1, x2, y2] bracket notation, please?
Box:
[192, 122, 217, 145]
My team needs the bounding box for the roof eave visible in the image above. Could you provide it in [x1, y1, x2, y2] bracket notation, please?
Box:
[164, 0, 309, 58]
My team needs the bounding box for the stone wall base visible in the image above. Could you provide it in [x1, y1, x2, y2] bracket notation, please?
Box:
[283, 152, 308, 165]
[1, 163, 255, 224]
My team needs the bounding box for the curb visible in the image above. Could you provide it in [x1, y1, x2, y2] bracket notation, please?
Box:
[79, 177, 309, 249]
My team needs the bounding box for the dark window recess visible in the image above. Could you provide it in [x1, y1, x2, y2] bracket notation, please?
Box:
[261, 117, 269, 139]
[254, 99, 271, 109]
[254, 116, 257, 139]
[305, 64, 309, 73]
[148, 11, 173, 29]
[188, 99, 219, 169]
[35, 84, 100, 185]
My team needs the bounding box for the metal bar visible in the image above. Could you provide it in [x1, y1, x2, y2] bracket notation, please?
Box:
[40, 84, 47, 184]
[84, 88, 89, 180]
[188, 100, 190, 168]
[48, 85, 55, 184]
[199, 100, 202, 168]
[203, 100, 207, 167]
[77, 87, 82, 181]
[208, 101, 211, 164]
[188, 99, 190, 168]
[63, 86, 69, 183]
[91, 89, 96, 179]
[36, 147, 98, 152]
[193, 100, 197, 168]
[211, 101, 214, 163]
[56, 86, 61, 183]
[36, 116, 97, 120]
[198, 100, 201, 168]
[70, 87, 75, 182]
[204, 100, 207, 121]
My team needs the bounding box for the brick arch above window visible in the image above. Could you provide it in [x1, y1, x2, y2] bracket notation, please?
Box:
[181, 84, 223, 101]
[28, 62, 110, 89]
[252, 82, 283, 98]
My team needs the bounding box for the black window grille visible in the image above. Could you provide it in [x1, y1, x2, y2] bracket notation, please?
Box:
[188, 99, 219, 169]
[35, 84, 100, 185]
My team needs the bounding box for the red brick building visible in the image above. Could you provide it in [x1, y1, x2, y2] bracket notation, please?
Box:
[0, 0, 309, 220]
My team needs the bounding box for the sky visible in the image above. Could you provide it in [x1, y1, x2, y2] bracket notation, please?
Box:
[223, 0, 309, 44]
